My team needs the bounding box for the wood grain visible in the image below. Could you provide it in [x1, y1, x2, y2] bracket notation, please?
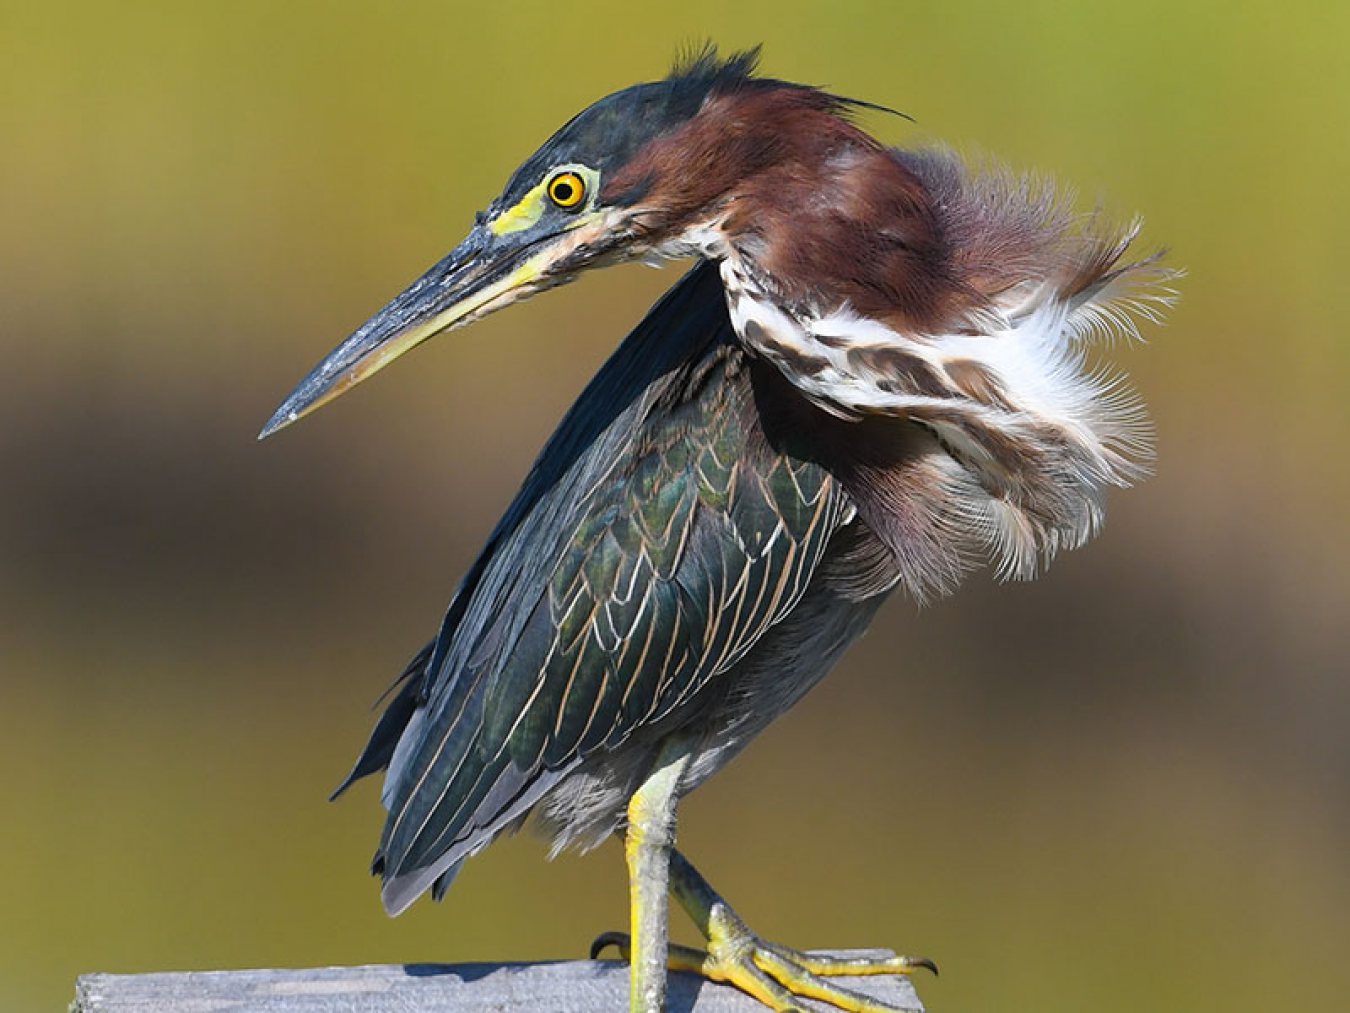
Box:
[72, 950, 926, 1012]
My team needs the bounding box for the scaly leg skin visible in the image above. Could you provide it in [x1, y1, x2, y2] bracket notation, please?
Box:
[593, 849, 936, 1013]
[621, 737, 693, 1013]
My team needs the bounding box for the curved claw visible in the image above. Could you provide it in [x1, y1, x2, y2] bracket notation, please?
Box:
[590, 930, 632, 960]
[911, 957, 939, 978]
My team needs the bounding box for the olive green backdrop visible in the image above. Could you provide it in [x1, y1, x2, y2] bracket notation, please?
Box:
[3, 2, 1346, 1010]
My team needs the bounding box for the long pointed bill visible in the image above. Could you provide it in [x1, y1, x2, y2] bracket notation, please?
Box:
[259, 225, 569, 439]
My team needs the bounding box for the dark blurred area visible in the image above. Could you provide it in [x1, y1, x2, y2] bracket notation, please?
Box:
[3, 3, 1346, 1011]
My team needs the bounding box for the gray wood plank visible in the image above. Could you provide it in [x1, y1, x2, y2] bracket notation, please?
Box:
[72, 951, 925, 1012]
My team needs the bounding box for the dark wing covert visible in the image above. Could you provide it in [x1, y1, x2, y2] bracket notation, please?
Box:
[343, 263, 848, 913]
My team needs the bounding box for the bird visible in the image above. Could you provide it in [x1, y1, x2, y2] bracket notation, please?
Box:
[261, 46, 1174, 1013]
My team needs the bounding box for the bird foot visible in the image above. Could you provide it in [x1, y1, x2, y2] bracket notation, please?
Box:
[591, 921, 935, 1012]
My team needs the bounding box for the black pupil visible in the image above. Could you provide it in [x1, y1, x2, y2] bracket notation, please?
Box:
[554, 179, 575, 203]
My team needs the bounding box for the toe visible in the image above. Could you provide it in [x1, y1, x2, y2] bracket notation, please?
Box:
[763, 943, 938, 978]
[753, 947, 912, 1013]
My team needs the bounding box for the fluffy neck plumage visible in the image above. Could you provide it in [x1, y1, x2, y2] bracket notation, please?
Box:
[712, 145, 1174, 593]
[610, 91, 1175, 594]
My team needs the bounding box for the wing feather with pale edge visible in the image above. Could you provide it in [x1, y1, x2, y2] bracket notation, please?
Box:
[367, 263, 847, 913]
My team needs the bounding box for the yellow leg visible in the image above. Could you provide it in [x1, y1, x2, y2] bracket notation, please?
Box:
[621, 737, 692, 1013]
[594, 848, 935, 1013]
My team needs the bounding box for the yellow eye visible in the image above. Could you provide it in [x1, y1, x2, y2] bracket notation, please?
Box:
[548, 171, 586, 209]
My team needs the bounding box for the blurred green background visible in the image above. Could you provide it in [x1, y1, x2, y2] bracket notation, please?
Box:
[3, 2, 1347, 1010]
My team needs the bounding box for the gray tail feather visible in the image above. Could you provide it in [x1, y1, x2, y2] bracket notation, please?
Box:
[329, 641, 433, 801]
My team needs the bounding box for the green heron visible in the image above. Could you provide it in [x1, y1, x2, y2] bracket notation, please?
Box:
[262, 48, 1172, 1013]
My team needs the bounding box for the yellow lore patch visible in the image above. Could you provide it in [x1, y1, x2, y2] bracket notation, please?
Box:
[489, 164, 600, 236]
[489, 181, 549, 236]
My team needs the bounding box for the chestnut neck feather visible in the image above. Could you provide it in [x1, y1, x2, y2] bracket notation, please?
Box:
[604, 85, 970, 333]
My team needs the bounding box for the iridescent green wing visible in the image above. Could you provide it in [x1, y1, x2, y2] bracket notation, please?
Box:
[367, 265, 846, 911]
[489, 353, 843, 771]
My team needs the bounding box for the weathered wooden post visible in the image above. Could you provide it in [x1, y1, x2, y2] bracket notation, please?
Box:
[72, 951, 925, 1011]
